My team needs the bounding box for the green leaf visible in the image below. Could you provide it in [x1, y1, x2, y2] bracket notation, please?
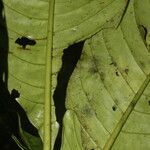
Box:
[16, 113, 43, 150]
[61, 110, 84, 150]
[4, 0, 127, 50]
[134, 0, 150, 51]
[63, 1, 150, 149]
[3, 0, 128, 149]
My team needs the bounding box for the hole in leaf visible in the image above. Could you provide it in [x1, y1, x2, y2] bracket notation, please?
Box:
[115, 71, 119, 76]
[112, 106, 117, 111]
[15, 36, 36, 49]
[148, 100, 150, 106]
[53, 41, 85, 150]
[10, 89, 20, 99]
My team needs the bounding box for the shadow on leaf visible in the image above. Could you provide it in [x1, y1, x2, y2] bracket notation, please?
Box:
[53, 41, 85, 150]
[0, 1, 42, 149]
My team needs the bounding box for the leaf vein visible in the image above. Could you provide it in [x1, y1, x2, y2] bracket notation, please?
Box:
[103, 74, 150, 149]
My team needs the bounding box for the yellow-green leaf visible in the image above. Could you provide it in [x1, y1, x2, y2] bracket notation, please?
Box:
[63, 1, 150, 149]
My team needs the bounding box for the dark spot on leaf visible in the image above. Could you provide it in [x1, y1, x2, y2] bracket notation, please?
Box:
[100, 72, 105, 81]
[15, 36, 36, 49]
[89, 67, 98, 74]
[112, 106, 117, 111]
[131, 101, 136, 107]
[125, 68, 129, 74]
[148, 100, 150, 106]
[115, 71, 119, 76]
[82, 105, 93, 117]
[109, 62, 117, 67]
[138, 25, 147, 44]
[8, 51, 13, 54]
[139, 61, 145, 67]
[10, 89, 20, 99]
[92, 56, 99, 65]
[90, 56, 100, 74]
[116, 0, 130, 27]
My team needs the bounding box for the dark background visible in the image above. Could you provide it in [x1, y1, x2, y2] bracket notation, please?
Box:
[0, 0, 20, 149]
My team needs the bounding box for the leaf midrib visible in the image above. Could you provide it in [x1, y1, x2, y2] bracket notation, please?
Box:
[103, 74, 150, 150]
[43, 0, 55, 150]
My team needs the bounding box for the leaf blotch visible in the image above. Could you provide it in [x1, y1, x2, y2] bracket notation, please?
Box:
[89, 67, 98, 74]
[109, 61, 117, 67]
[124, 68, 129, 75]
[82, 105, 94, 117]
[92, 56, 99, 66]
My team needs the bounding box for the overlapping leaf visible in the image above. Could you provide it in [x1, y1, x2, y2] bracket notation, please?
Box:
[63, 1, 150, 149]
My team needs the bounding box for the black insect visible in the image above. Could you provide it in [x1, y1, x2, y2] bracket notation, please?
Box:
[15, 36, 36, 49]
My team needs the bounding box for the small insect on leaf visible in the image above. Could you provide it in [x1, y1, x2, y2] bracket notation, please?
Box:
[15, 36, 36, 49]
